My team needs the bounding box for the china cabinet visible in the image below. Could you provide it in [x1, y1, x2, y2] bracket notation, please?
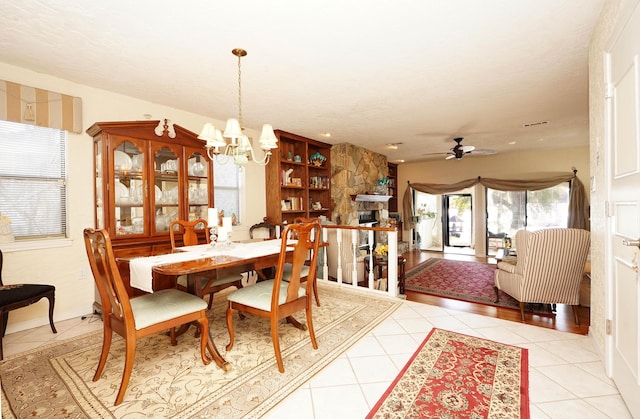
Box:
[265, 130, 332, 224]
[88, 120, 212, 296]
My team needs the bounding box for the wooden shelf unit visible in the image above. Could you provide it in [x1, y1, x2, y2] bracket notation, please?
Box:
[265, 130, 332, 224]
[387, 162, 398, 212]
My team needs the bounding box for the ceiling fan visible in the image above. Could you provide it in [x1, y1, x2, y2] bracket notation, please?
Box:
[446, 137, 475, 160]
[420, 137, 497, 160]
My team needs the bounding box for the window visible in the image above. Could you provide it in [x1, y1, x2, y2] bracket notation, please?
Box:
[0, 120, 67, 240]
[486, 182, 570, 253]
[213, 160, 240, 222]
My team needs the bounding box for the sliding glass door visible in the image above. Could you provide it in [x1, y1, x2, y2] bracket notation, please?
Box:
[444, 194, 472, 247]
[414, 190, 474, 253]
[486, 182, 569, 255]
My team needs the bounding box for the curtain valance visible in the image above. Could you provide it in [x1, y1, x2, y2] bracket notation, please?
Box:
[402, 171, 589, 230]
[0, 80, 82, 133]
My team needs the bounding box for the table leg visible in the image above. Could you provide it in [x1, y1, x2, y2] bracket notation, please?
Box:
[286, 315, 308, 331]
[207, 332, 232, 371]
[188, 273, 232, 371]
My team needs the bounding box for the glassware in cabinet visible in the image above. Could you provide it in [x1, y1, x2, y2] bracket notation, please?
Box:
[152, 145, 181, 234]
[112, 140, 146, 237]
[186, 151, 210, 222]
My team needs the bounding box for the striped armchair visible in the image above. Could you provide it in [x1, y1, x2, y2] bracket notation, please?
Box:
[494, 228, 590, 324]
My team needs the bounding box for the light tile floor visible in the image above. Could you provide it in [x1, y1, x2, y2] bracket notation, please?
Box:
[1, 300, 632, 418]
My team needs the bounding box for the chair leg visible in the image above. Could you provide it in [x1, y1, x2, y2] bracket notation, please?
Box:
[93, 327, 113, 381]
[169, 327, 177, 346]
[572, 305, 581, 325]
[114, 337, 136, 406]
[312, 278, 321, 307]
[306, 305, 318, 350]
[518, 302, 526, 322]
[45, 291, 57, 334]
[225, 304, 235, 351]
[0, 310, 6, 360]
[1, 311, 7, 338]
[271, 318, 284, 373]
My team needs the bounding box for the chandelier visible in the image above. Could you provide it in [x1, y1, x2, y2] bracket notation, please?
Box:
[198, 48, 278, 169]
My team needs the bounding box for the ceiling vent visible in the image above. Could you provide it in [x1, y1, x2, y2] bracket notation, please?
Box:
[522, 120, 550, 128]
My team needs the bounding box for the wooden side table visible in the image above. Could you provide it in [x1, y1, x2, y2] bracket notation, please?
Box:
[363, 255, 407, 294]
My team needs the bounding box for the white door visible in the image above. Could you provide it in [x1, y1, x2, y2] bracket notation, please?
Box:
[607, 2, 640, 415]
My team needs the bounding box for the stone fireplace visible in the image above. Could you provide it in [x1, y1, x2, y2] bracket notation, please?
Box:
[330, 143, 390, 227]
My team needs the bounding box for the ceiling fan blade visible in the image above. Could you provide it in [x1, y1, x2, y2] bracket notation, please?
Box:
[460, 145, 475, 152]
[471, 149, 496, 156]
[445, 154, 456, 160]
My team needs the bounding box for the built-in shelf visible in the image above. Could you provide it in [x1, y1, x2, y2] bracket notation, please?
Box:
[265, 130, 332, 224]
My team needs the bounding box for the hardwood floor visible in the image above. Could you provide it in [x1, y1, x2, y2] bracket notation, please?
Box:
[402, 249, 590, 335]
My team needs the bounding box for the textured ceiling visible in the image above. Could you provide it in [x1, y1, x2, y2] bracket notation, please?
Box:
[0, 0, 604, 163]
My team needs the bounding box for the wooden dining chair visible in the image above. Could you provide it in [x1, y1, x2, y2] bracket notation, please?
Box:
[170, 219, 243, 308]
[83, 228, 210, 406]
[225, 219, 322, 373]
[0, 249, 57, 360]
[249, 217, 278, 240]
[289, 217, 321, 306]
[169, 218, 208, 250]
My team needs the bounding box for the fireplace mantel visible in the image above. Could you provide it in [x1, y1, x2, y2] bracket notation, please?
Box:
[352, 194, 392, 202]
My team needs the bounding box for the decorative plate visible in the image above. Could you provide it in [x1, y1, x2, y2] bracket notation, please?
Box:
[114, 150, 132, 171]
[115, 181, 129, 204]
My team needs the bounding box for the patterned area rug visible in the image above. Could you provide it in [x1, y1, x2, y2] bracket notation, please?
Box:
[367, 328, 530, 418]
[405, 259, 549, 314]
[1, 284, 401, 418]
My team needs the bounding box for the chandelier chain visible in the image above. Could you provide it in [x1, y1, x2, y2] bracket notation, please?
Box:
[237, 53, 243, 128]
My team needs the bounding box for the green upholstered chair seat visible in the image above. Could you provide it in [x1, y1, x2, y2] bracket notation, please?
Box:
[130, 289, 207, 330]
[226, 279, 305, 312]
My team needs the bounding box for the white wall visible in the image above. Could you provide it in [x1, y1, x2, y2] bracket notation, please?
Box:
[397, 147, 590, 254]
[0, 62, 267, 333]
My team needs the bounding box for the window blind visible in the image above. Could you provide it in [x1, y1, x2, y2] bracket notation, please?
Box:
[0, 120, 67, 239]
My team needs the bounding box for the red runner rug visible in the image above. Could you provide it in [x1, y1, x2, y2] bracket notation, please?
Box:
[367, 328, 530, 418]
[405, 259, 549, 314]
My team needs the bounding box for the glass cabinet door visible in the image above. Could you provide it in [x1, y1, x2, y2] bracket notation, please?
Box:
[95, 139, 104, 229]
[112, 140, 146, 237]
[152, 145, 181, 234]
[186, 151, 210, 224]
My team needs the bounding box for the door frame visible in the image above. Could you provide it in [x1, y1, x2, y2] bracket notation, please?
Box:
[603, 1, 640, 414]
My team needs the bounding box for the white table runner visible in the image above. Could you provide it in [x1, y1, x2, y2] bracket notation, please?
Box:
[129, 240, 286, 293]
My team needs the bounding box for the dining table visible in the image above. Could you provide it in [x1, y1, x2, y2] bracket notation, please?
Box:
[128, 239, 294, 371]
